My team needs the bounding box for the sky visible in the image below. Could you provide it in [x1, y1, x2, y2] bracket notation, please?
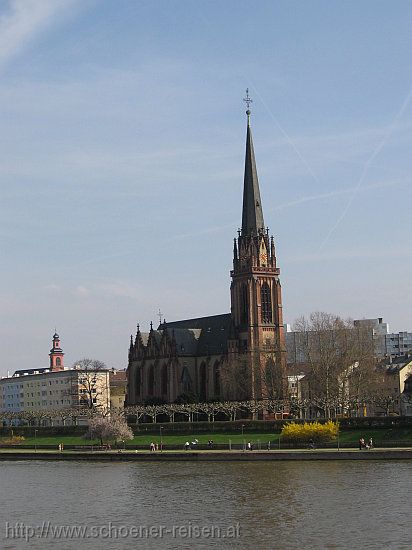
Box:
[1, 0, 412, 376]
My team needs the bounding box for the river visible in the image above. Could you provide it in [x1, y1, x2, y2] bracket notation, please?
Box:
[0, 460, 411, 549]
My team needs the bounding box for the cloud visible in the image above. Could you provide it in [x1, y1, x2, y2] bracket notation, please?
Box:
[72, 285, 89, 297]
[0, 0, 77, 71]
[43, 283, 61, 292]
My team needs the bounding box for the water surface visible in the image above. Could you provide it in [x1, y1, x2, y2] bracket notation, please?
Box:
[0, 460, 411, 549]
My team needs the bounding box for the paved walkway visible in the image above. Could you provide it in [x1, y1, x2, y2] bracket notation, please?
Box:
[1, 447, 412, 461]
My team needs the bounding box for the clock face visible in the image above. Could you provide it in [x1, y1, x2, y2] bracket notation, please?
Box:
[260, 248, 267, 266]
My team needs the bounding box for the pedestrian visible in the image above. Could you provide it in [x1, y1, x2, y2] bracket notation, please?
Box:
[150, 442, 155, 452]
[267, 441, 271, 451]
[184, 441, 190, 451]
[359, 437, 365, 450]
[155, 443, 159, 451]
[247, 441, 252, 451]
[368, 437, 373, 449]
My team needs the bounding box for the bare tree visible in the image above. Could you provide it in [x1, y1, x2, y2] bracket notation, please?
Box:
[219, 355, 252, 401]
[293, 312, 377, 418]
[72, 358, 108, 411]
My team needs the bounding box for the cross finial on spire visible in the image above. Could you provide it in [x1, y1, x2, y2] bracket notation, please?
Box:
[243, 88, 253, 125]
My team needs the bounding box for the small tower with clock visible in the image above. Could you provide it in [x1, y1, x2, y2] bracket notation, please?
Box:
[230, 91, 287, 400]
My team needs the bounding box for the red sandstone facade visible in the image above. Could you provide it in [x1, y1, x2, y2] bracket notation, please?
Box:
[126, 104, 287, 405]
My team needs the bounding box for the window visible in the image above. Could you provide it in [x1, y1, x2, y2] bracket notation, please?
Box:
[136, 367, 141, 393]
[161, 365, 168, 395]
[261, 282, 272, 323]
[241, 284, 248, 325]
[148, 365, 154, 396]
[214, 362, 220, 397]
[199, 363, 207, 401]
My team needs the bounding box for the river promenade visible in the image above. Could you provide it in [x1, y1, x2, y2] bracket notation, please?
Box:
[1, 448, 412, 461]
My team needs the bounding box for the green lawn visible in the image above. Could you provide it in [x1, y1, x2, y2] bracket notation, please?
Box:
[338, 428, 412, 443]
[1, 427, 412, 448]
[1, 433, 275, 447]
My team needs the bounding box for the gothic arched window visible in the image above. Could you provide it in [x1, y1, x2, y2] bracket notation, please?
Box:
[136, 367, 141, 395]
[148, 365, 154, 396]
[181, 367, 192, 393]
[261, 282, 272, 323]
[241, 284, 248, 325]
[199, 363, 207, 401]
[56, 357, 61, 366]
[161, 364, 168, 396]
[214, 362, 220, 397]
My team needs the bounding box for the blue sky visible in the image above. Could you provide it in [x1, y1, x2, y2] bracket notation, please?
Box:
[1, 0, 412, 375]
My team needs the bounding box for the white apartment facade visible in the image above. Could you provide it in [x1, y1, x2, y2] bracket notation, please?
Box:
[0, 333, 111, 424]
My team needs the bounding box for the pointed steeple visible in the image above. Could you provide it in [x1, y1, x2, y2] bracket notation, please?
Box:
[241, 93, 265, 237]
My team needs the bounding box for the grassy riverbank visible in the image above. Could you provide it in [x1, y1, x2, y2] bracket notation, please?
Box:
[2, 426, 412, 448]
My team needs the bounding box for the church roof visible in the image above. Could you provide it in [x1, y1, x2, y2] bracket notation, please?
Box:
[150, 330, 163, 345]
[139, 333, 150, 346]
[168, 328, 202, 356]
[162, 313, 232, 357]
[241, 114, 265, 236]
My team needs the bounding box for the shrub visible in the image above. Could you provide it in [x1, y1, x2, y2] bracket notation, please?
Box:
[281, 421, 339, 443]
[1, 435, 25, 445]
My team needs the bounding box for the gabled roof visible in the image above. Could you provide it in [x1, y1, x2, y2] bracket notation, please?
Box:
[168, 328, 201, 356]
[161, 313, 233, 357]
[140, 333, 150, 346]
[382, 354, 412, 373]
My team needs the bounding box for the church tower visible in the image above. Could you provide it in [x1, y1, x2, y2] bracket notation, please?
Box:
[230, 91, 287, 400]
[49, 331, 64, 371]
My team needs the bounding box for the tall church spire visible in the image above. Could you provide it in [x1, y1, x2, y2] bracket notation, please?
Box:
[241, 89, 265, 237]
[231, 95, 287, 402]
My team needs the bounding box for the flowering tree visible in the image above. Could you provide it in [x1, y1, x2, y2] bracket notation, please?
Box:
[84, 414, 133, 446]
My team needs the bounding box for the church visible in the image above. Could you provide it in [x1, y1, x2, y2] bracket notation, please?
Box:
[126, 96, 287, 406]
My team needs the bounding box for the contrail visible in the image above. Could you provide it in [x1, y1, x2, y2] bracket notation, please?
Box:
[166, 180, 398, 242]
[250, 83, 323, 189]
[266, 179, 399, 214]
[318, 85, 412, 250]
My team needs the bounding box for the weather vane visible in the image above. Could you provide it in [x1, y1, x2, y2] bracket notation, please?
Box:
[243, 88, 253, 111]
